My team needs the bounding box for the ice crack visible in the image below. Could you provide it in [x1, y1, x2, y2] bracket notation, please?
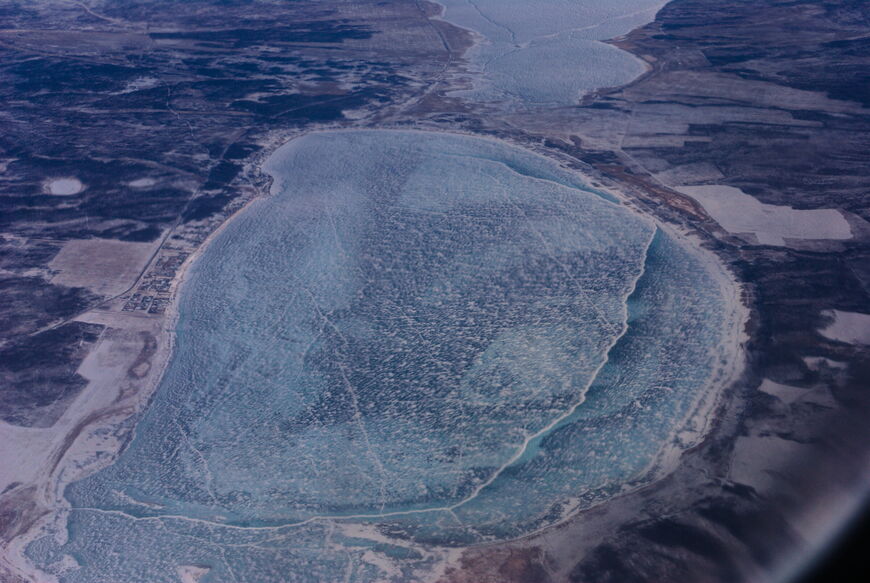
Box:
[464, 0, 518, 45]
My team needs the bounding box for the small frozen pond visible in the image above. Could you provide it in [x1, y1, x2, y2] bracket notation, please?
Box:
[46, 177, 83, 195]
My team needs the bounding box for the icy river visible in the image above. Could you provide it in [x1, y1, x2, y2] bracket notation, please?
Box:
[438, 0, 667, 105]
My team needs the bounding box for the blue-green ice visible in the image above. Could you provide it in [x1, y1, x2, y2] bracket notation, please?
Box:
[29, 131, 732, 582]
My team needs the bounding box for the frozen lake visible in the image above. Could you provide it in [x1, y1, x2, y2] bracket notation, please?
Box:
[438, 0, 665, 105]
[30, 130, 735, 582]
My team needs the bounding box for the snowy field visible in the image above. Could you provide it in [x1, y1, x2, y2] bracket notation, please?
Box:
[819, 309, 870, 345]
[676, 184, 853, 246]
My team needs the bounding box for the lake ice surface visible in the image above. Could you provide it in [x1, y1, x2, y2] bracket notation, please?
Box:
[438, 0, 664, 105]
[30, 131, 730, 582]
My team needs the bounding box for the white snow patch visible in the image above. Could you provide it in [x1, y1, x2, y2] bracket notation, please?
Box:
[0, 421, 56, 491]
[49, 238, 158, 297]
[675, 184, 852, 246]
[803, 356, 848, 371]
[46, 177, 84, 196]
[128, 177, 157, 189]
[116, 77, 160, 95]
[757, 379, 836, 408]
[360, 550, 402, 579]
[176, 565, 210, 583]
[819, 309, 870, 345]
[758, 379, 809, 404]
[730, 435, 815, 495]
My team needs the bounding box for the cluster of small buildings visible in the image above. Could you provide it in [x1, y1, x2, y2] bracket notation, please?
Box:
[120, 191, 254, 315]
[121, 245, 194, 313]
